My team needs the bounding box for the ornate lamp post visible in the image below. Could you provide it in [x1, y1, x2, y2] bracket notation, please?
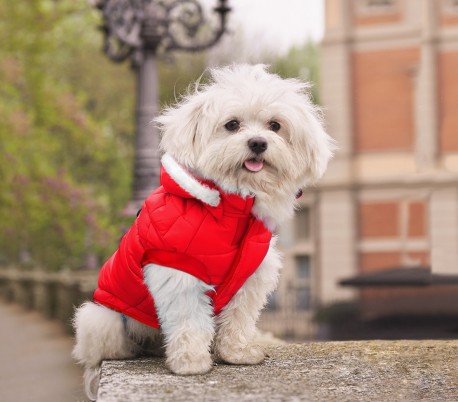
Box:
[90, 0, 231, 215]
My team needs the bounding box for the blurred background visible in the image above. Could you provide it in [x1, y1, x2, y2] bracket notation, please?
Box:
[1, 0, 458, 400]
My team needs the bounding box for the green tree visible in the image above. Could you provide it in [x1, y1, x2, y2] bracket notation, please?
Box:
[0, 1, 131, 270]
[271, 41, 321, 104]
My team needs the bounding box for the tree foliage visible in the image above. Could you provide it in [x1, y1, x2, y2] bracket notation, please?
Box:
[271, 41, 321, 105]
[0, 1, 133, 270]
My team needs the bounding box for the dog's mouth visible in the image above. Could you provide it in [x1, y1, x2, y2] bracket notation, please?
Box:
[243, 158, 264, 173]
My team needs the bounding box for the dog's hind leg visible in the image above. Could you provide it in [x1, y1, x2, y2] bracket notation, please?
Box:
[72, 302, 139, 401]
[214, 241, 282, 365]
[143, 264, 215, 375]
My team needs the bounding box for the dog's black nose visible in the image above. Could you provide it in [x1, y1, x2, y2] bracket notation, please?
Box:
[248, 137, 268, 155]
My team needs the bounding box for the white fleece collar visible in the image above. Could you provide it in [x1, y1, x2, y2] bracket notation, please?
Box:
[161, 153, 221, 207]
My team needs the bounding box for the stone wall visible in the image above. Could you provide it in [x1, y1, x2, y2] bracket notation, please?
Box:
[97, 341, 458, 401]
[0, 268, 97, 332]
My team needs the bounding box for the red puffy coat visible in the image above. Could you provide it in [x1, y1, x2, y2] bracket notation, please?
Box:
[93, 154, 272, 328]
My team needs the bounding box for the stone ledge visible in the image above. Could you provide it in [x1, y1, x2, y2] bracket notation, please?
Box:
[98, 340, 458, 401]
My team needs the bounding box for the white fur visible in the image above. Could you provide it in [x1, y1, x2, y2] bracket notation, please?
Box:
[215, 239, 282, 364]
[73, 64, 334, 400]
[161, 153, 220, 207]
[72, 302, 162, 400]
[144, 264, 215, 375]
[72, 303, 138, 400]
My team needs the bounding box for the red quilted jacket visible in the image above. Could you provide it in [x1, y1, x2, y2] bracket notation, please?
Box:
[93, 154, 272, 328]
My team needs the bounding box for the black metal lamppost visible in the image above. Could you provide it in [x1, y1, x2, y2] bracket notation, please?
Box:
[90, 0, 231, 215]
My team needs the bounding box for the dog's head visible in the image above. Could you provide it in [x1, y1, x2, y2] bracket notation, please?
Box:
[157, 64, 335, 202]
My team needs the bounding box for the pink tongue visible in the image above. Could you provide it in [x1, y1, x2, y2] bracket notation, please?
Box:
[244, 159, 264, 172]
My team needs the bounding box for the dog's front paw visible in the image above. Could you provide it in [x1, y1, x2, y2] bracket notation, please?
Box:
[215, 342, 265, 365]
[167, 350, 213, 375]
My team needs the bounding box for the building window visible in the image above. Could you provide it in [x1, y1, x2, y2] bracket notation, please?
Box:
[265, 291, 278, 311]
[295, 207, 311, 241]
[367, 0, 394, 7]
[444, 0, 458, 14]
[358, 198, 430, 273]
[296, 287, 312, 310]
[294, 255, 312, 310]
[357, 0, 397, 13]
[296, 255, 311, 279]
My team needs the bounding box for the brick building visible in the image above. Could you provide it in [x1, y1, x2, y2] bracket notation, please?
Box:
[259, 0, 458, 339]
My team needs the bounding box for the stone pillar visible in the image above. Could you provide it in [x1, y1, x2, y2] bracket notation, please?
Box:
[318, 190, 357, 304]
[33, 275, 55, 318]
[318, 1, 356, 305]
[430, 187, 458, 275]
[320, 0, 353, 186]
[414, 0, 439, 170]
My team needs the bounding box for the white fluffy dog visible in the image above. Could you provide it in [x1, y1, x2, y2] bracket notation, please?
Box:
[72, 64, 334, 400]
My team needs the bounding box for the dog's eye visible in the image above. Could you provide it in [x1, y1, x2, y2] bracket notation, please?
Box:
[269, 121, 281, 132]
[224, 120, 240, 132]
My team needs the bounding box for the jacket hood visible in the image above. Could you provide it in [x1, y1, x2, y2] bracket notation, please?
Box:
[161, 153, 255, 217]
[161, 153, 221, 207]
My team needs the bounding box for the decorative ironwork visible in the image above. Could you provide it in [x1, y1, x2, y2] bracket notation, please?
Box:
[90, 0, 230, 214]
[94, 0, 230, 65]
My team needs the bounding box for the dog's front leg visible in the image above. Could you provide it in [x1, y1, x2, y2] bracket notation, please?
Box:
[143, 264, 215, 375]
[214, 243, 282, 365]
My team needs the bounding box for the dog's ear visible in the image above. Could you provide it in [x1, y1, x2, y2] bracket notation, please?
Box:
[292, 103, 336, 186]
[305, 109, 336, 183]
[156, 91, 207, 168]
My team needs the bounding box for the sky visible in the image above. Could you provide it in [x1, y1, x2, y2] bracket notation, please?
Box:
[203, 0, 325, 54]
[229, 0, 324, 47]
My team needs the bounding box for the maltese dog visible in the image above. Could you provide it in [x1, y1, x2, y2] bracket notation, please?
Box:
[72, 64, 334, 400]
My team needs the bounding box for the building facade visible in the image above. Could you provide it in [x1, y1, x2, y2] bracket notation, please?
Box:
[259, 0, 458, 339]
